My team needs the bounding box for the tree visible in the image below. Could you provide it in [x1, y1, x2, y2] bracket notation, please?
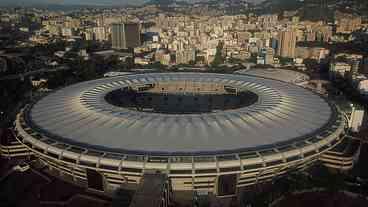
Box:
[211, 41, 224, 68]
[72, 58, 99, 81]
[0, 79, 31, 128]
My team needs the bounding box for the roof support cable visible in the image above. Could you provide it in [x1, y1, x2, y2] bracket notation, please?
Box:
[96, 152, 107, 169]
[236, 154, 244, 171]
[215, 156, 220, 174]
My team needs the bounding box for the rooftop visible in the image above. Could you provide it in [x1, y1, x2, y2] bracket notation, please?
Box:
[27, 73, 336, 155]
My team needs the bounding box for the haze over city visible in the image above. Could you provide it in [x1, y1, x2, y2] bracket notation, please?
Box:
[0, 0, 267, 6]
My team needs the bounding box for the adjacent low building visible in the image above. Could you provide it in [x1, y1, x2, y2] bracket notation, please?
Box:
[348, 105, 366, 133]
[355, 75, 368, 96]
[329, 62, 352, 80]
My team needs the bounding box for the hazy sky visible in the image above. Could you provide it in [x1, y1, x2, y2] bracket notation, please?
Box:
[0, 0, 142, 6]
[0, 0, 266, 6]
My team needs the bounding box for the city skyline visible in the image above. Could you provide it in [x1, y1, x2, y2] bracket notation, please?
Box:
[0, 0, 267, 6]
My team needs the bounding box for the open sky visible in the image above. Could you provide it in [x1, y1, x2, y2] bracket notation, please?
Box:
[0, 0, 266, 6]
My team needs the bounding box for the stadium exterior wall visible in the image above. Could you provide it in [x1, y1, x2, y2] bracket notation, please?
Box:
[13, 106, 347, 195]
[2, 72, 354, 196]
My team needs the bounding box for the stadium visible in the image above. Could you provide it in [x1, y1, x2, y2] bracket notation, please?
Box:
[13, 72, 347, 197]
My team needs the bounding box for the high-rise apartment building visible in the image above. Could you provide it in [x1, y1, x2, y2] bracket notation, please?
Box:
[335, 12, 362, 34]
[264, 48, 275, 65]
[176, 49, 196, 64]
[277, 30, 297, 58]
[93, 27, 107, 42]
[112, 23, 141, 49]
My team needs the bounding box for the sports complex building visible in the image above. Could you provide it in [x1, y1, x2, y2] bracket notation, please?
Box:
[1, 72, 359, 197]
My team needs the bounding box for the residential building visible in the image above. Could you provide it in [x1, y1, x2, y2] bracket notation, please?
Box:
[329, 62, 352, 80]
[176, 49, 196, 64]
[348, 105, 366, 132]
[277, 30, 297, 58]
[112, 23, 141, 49]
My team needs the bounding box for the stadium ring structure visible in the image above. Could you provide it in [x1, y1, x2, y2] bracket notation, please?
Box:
[13, 72, 348, 196]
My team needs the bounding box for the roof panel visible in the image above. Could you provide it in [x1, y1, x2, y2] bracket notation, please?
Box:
[27, 73, 338, 155]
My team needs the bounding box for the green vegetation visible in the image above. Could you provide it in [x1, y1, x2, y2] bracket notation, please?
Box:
[210, 41, 224, 68]
[240, 164, 351, 207]
[257, 0, 303, 15]
[227, 57, 244, 64]
[277, 56, 294, 65]
[247, 54, 258, 64]
[0, 79, 31, 128]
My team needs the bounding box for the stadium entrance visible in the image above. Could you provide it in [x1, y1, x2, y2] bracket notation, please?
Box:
[86, 169, 105, 192]
[217, 174, 238, 197]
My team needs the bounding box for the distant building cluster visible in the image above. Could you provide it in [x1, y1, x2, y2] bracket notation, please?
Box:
[0, 4, 367, 98]
[1, 6, 363, 69]
[139, 14, 333, 66]
[329, 53, 368, 97]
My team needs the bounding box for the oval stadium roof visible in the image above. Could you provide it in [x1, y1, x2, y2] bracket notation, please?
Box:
[28, 73, 335, 155]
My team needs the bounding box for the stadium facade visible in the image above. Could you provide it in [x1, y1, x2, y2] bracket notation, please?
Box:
[3, 73, 353, 196]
